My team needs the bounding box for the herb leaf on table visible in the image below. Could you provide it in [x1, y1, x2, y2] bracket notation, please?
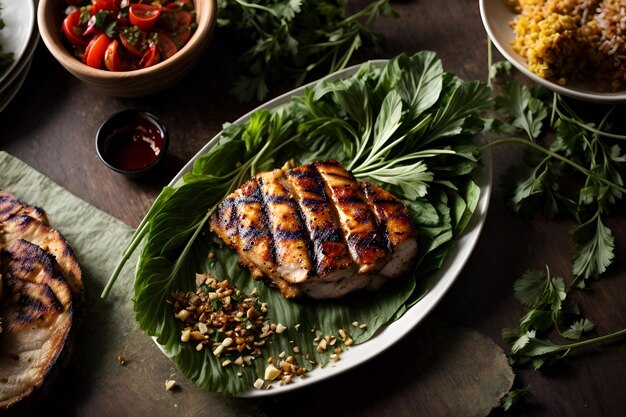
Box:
[490, 73, 626, 285]
[502, 267, 626, 370]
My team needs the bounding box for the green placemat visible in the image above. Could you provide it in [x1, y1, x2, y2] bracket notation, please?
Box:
[0, 151, 260, 416]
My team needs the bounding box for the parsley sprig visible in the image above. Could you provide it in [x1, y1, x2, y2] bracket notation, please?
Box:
[216, 0, 395, 101]
[502, 267, 626, 369]
[486, 64, 626, 286]
[485, 55, 626, 411]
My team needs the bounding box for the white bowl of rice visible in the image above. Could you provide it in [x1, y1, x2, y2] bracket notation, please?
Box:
[480, 0, 626, 103]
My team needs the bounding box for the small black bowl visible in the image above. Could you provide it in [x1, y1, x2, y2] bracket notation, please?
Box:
[96, 110, 169, 179]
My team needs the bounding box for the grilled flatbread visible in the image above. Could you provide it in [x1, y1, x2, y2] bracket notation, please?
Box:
[0, 191, 83, 410]
[0, 215, 82, 299]
[0, 239, 74, 409]
[0, 192, 48, 225]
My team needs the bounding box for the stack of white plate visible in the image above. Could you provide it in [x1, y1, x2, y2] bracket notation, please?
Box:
[0, 0, 37, 112]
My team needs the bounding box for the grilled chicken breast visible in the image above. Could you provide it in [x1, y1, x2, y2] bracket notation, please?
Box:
[0, 239, 74, 409]
[210, 160, 417, 299]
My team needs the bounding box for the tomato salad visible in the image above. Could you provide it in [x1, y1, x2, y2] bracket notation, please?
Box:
[61, 1, 196, 71]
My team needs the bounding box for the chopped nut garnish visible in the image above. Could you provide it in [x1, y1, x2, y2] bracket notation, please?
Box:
[264, 364, 281, 381]
[207, 252, 215, 260]
[345, 337, 354, 346]
[358, 323, 367, 329]
[316, 338, 328, 353]
[170, 274, 313, 391]
[171, 275, 273, 361]
[338, 329, 347, 340]
[117, 355, 126, 365]
[165, 380, 177, 391]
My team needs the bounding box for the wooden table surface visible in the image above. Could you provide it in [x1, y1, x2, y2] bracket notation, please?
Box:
[1, 0, 625, 416]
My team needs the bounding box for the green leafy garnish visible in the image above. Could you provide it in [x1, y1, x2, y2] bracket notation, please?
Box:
[502, 267, 626, 370]
[500, 387, 532, 412]
[488, 68, 626, 285]
[217, 0, 396, 101]
[104, 51, 490, 394]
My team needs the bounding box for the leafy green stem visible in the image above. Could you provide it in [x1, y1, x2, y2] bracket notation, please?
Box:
[102, 193, 171, 299]
[482, 137, 626, 194]
[522, 327, 626, 358]
[553, 97, 626, 140]
[233, 0, 279, 17]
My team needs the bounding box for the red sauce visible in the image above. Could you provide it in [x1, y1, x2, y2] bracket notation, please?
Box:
[104, 118, 164, 171]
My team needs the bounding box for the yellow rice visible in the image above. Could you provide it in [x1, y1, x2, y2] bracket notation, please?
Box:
[509, 0, 626, 91]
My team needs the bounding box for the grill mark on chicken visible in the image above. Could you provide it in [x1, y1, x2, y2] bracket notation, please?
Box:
[211, 179, 279, 276]
[362, 182, 418, 279]
[362, 183, 417, 246]
[313, 160, 390, 273]
[286, 164, 353, 279]
[256, 171, 313, 284]
[237, 183, 275, 258]
[212, 195, 239, 246]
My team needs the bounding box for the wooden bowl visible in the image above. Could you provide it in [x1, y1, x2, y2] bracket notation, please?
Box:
[37, 0, 216, 97]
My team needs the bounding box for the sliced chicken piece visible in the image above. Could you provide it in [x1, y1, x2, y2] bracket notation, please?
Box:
[285, 165, 365, 298]
[313, 160, 390, 273]
[210, 180, 300, 298]
[256, 170, 313, 284]
[0, 239, 74, 410]
[362, 182, 418, 280]
[1, 215, 83, 299]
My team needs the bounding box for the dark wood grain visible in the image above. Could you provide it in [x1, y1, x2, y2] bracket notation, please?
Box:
[1, 0, 625, 416]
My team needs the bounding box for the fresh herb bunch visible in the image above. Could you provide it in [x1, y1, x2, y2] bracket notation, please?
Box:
[104, 51, 492, 394]
[489, 62, 626, 287]
[487, 61, 626, 407]
[216, 0, 395, 101]
[502, 267, 626, 369]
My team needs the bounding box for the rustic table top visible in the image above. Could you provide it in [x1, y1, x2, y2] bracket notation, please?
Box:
[1, 0, 625, 416]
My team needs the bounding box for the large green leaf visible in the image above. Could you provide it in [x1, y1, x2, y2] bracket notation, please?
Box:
[116, 52, 489, 394]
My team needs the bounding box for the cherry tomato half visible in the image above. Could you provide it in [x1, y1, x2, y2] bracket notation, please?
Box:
[62, 10, 88, 48]
[92, 0, 119, 14]
[104, 40, 128, 71]
[119, 30, 148, 57]
[156, 32, 178, 60]
[138, 43, 160, 68]
[129, 4, 162, 32]
[160, 9, 193, 44]
[83, 33, 111, 69]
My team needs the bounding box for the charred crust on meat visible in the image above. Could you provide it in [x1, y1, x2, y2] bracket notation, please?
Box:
[209, 161, 418, 299]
